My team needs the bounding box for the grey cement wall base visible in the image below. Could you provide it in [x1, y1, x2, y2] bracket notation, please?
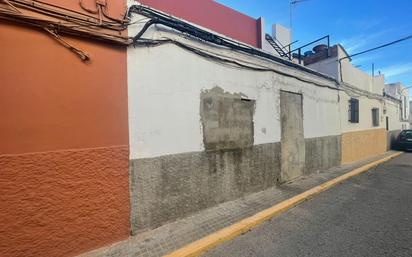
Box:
[129, 135, 342, 235]
[129, 143, 281, 234]
[304, 135, 342, 175]
[387, 130, 401, 150]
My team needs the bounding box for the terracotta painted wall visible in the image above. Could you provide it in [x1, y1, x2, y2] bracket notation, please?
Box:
[137, 0, 261, 47]
[0, 147, 129, 257]
[341, 128, 387, 164]
[0, 1, 130, 256]
[46, 0, 127, 22]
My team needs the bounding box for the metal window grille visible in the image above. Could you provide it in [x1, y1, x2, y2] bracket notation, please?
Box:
[372, 108, 379, 127]
[349, 98, 359, 123]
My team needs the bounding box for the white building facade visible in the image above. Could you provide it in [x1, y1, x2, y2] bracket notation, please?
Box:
[385, 83, 410, 130]
[125, 4, 408, 233]
[305, 44, 408, 158]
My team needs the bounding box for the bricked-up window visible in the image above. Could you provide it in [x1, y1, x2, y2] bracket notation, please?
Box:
[348, 98, 359, 123]
[372, 108, 380, 127]
[201, 88, 255, 151]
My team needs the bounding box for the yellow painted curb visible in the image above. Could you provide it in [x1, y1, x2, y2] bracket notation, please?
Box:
[164, 152, 403, 257]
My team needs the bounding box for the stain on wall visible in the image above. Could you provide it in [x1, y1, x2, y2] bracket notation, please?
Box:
[0, 147, 130, 257]
[129, 143, 281, 233]
[128, 86, 280, 233]
[200, 87, 255, 151]
[341, 128, 387, 164]
[304, 135, 342, 174]
[387, 130, 401, 150]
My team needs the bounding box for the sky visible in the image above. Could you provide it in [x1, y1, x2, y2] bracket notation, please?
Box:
[216, 0, 412, 99]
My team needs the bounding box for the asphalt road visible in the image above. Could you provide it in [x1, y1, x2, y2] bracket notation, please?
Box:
[204, 153, 412, 257]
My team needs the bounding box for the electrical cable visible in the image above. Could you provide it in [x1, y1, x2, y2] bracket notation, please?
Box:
[0, 0, 131, 48]
[338, 34, 412, 84]
[135, 37, 403, 103]
[128, 5, 340, 85]
[44, 27, 90, 61]
[1, 0, 20, 13]
[1, 0, 128, 30]
[128, 5, 394, 105]
[128, 5, 396, 100]
[340, 34, 412, 61]
[79, 0, 98, 14]
[134, 38, 341, 91]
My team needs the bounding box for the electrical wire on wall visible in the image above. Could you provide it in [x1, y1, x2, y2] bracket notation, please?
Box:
[127, 5, 402, 103]
[44, 27, 90, 61]
[127, 5, 340, 85]
[0, 0, 132, 60]
[136, 37, 400, 104]
[79, 0, 129, 25]
[2, 0, 408, 103]
[135, 38, 341, 91]
[130, 5, 394, 105]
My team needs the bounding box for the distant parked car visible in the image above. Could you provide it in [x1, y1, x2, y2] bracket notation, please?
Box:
[397, 130, 412, 151]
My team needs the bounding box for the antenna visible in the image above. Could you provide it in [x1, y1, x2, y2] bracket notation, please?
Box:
[289, 0, 310, 40]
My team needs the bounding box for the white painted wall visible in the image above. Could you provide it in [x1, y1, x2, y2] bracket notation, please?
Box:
[338, 91, 406, 134]
[385, 99, 403, 131]
[127, 10, 407, 161]
[305, 45, 384, 97]
[272, 24, 291, 49]
[127, 12, 340, 159]
[385, 83, 410, 121]
[340, 58, 384, 95]
[307, 57, 339, 80]
[306, 45, 407, 133]
[339, 91, 385, 133]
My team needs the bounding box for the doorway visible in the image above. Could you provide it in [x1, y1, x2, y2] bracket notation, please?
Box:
[280, 91, 305, 182]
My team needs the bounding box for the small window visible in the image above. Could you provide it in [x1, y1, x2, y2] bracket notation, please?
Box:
[348, 98, 359, 123]
[372, 108, 379, 127]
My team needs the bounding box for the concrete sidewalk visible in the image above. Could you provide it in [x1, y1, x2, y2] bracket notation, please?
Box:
[204, 152, 412, 257]
[79, 151, 399, 257]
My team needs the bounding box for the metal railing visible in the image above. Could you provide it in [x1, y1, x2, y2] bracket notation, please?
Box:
[287, 35, 330, 64]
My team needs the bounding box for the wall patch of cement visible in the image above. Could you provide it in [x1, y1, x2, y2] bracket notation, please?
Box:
[129, 142, 281, 234]
[200, 87, 255, 151]
[304, 135, 342, 175]
[280, 91, 305, 182]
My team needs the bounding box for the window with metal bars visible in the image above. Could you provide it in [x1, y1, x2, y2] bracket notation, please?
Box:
[372, 108, 380, 127]
[348, 98, 359, 123]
